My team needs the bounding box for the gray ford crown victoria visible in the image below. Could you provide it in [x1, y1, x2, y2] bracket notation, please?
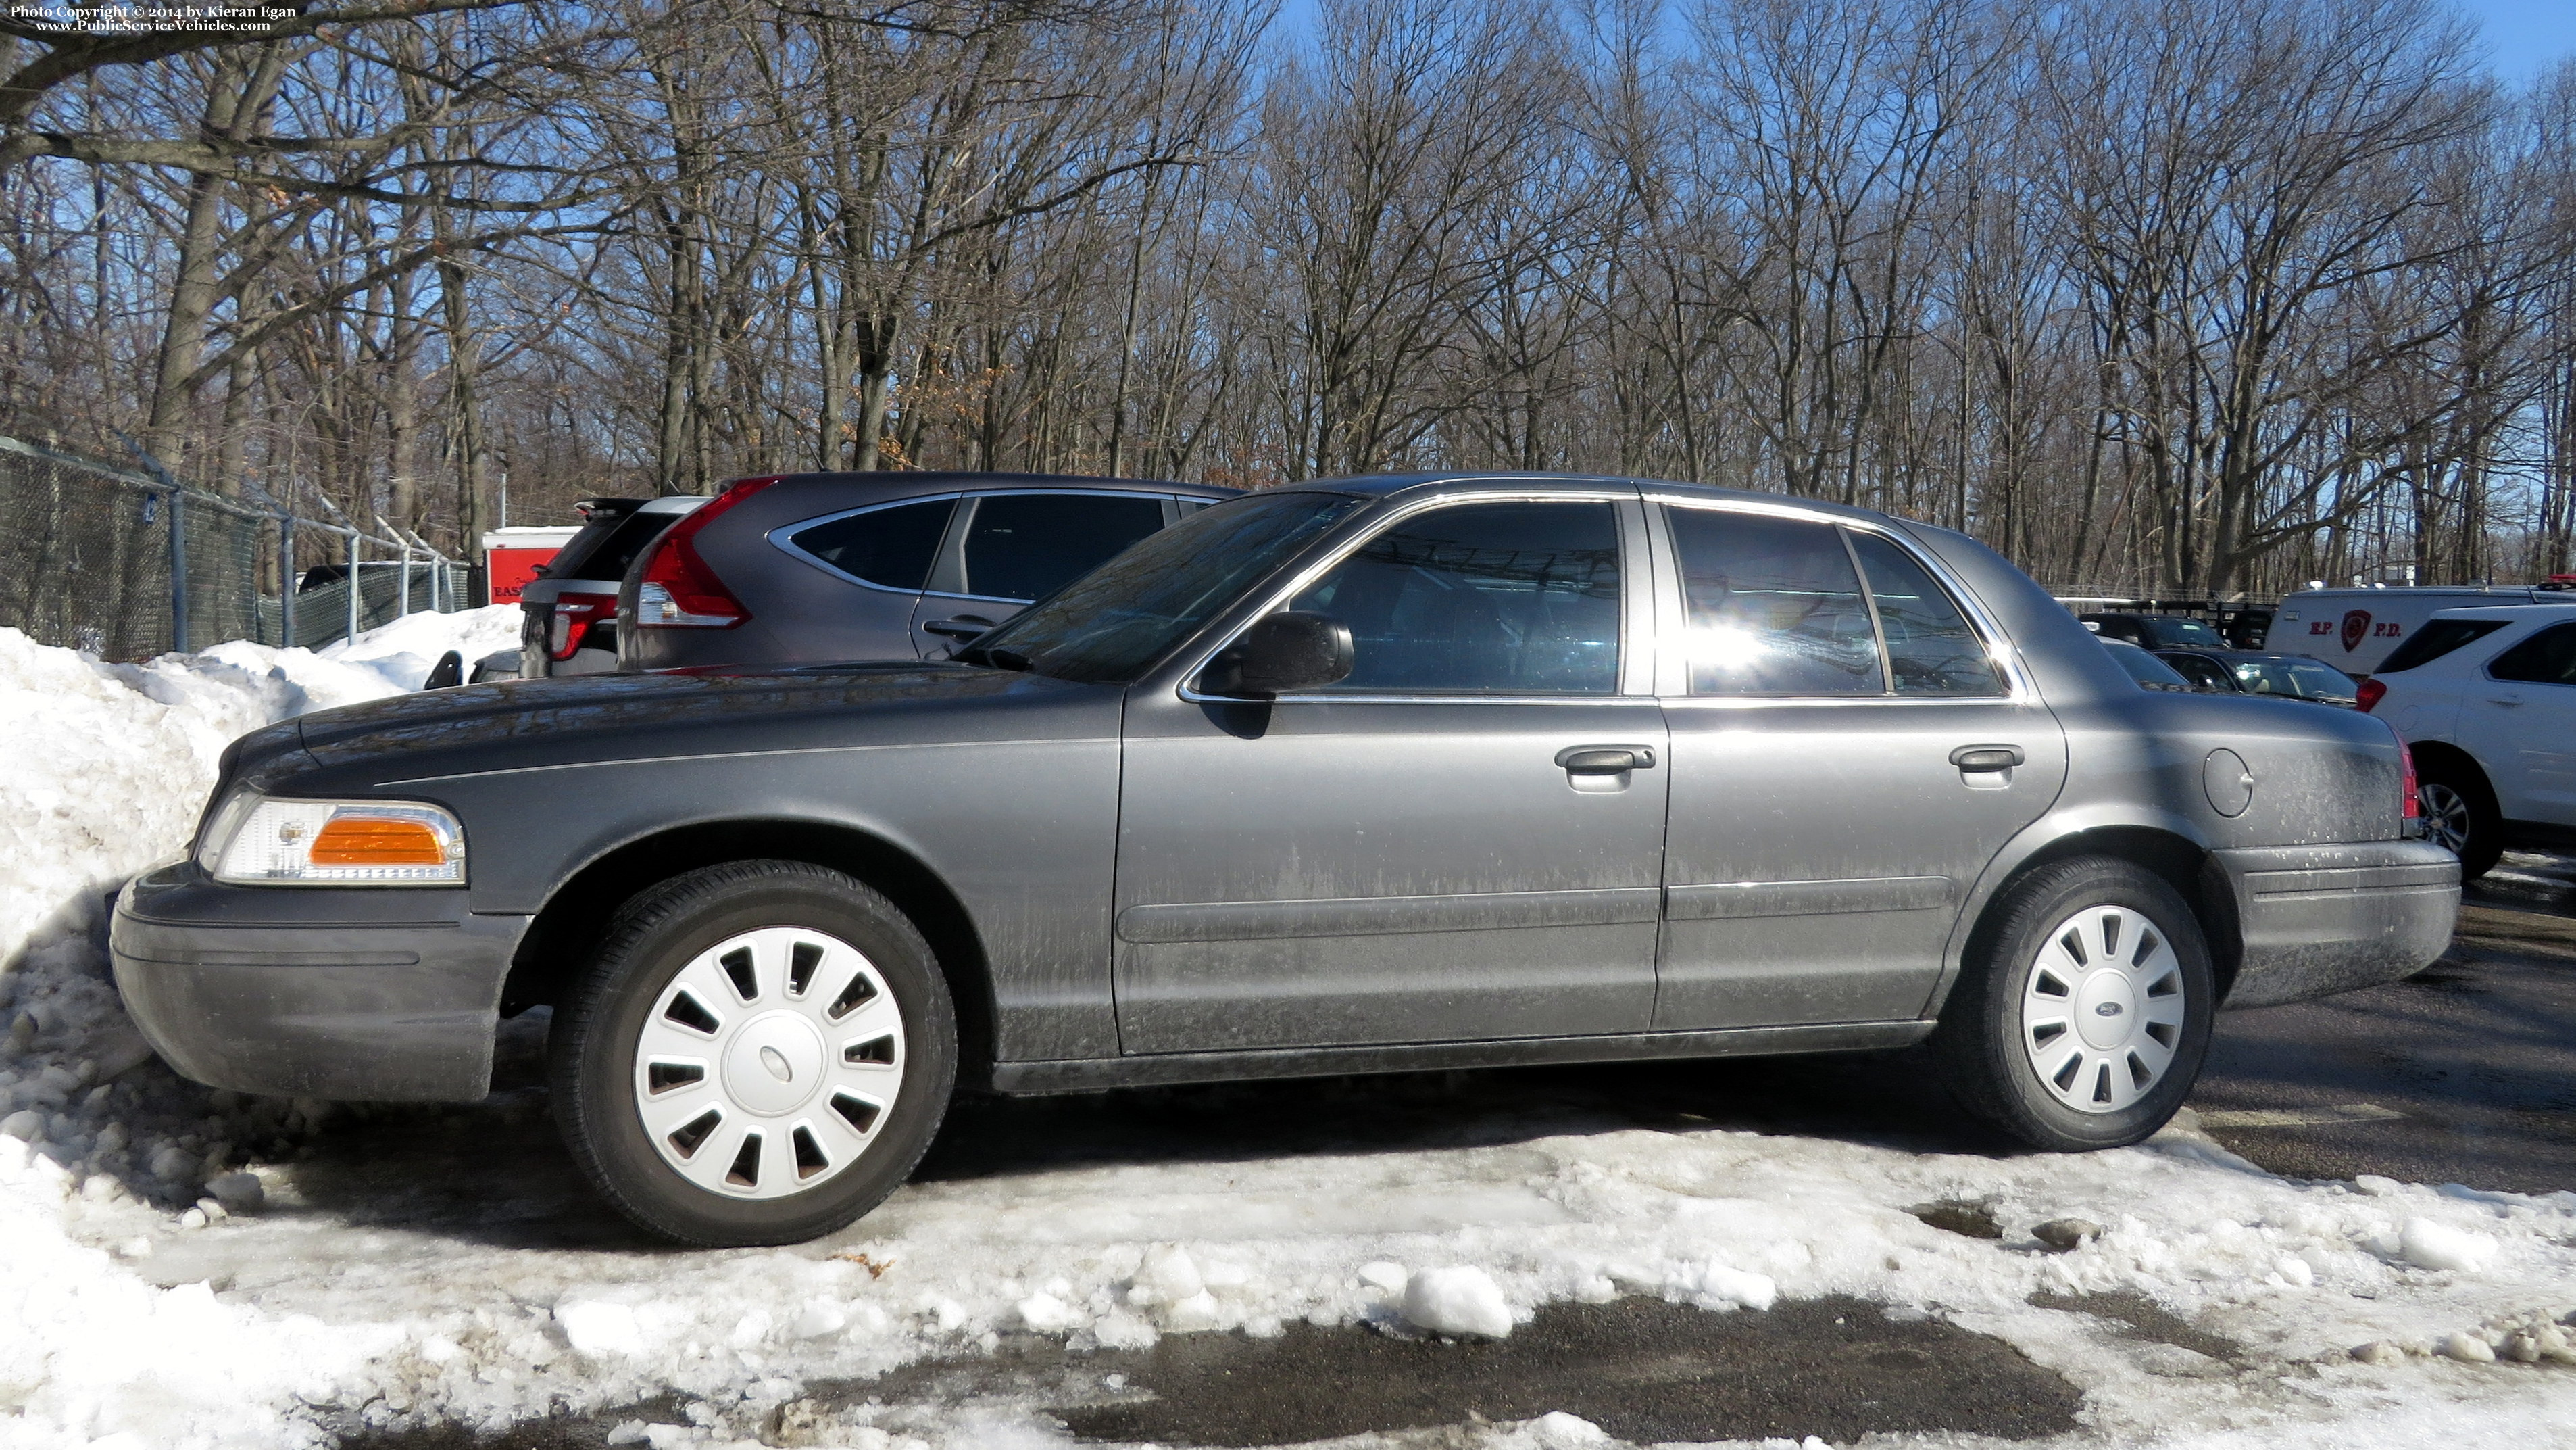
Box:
[113, 475, 2457, 1246]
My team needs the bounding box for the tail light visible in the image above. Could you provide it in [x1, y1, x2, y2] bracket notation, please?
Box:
[631, 477, 783, 629]
[2354, 677, 2386, 712]
[2400, 740, 2421, 822]
[547, 590, 618, 659]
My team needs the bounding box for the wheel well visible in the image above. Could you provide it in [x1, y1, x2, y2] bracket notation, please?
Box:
[501, 820, 995, 1072]
[1981, 827, 2244, 1005]
[2406, 739, 2490, 794]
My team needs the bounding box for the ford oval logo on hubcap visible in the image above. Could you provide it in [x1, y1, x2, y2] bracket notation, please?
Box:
[2095, 1002, 2123, 1017]
[759, 1045, 793, 1082]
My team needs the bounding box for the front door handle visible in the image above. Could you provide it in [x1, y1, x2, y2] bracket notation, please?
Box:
[1557, 746, 1657, 774]
[2489, 694, 2525, 708]
[922, 614, 997, 642]
[1950, 744, 2025, 772]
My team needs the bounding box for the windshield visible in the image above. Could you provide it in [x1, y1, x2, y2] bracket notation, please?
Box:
[2233, 656, 2356, 702]
[2144, 616, 2225, 648]
[960, 491, 1364, 683]
[2102, 638, 2192, 690]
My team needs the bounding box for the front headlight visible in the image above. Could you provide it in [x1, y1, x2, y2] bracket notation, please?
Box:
[199, 794, 466, 886]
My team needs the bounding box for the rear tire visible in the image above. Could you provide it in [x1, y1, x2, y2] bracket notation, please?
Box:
[1932, 857, 2214, 1151]
[550, 861, 956, 1246]
[2416, 760, 2504, 879]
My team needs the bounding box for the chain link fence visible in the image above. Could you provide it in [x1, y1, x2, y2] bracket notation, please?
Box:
[0, 435, 467, 662]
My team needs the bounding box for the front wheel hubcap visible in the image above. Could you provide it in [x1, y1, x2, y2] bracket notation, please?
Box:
[2019, 904, 2187, 1114]
[633, 925, 905, 1199]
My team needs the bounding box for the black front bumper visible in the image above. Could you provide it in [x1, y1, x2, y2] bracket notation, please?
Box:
[110, 863, 530, 1102]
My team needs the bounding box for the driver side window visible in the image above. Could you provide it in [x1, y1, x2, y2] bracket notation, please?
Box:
[1287, 500, 1623, 694]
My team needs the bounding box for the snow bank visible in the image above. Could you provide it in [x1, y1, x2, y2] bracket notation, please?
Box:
[316, 603, 522, 692]
[0, 610, 510, 1448]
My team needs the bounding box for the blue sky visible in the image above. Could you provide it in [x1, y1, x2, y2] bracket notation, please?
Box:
[1272, 1, 2576, 87]
[2460, 0, 2576, 85]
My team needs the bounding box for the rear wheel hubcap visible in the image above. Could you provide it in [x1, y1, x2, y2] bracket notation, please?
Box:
[2019, 904, 2188, 1114]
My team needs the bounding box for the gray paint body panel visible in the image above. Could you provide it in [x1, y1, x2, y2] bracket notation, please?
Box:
[1112, 697, 1671, 1051]
[1655, 697, 2069, 1028]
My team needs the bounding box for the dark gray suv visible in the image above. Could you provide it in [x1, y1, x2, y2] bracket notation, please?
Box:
[114, 474, 2456, 1247]
[618, 472, 1236, 671]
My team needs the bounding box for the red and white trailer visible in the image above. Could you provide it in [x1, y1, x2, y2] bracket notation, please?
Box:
[480, 527, 582, 607]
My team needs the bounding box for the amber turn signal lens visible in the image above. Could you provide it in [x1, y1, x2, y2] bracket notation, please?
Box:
[310, 816, 449, 867]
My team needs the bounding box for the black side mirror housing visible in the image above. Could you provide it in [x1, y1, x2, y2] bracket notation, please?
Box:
[1198, 611, 1354, 696]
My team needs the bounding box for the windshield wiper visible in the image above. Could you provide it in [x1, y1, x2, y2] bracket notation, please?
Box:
[956, 643, 1032, 672]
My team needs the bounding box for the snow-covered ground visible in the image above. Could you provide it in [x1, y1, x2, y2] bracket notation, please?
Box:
[3, 614, 2575, 1450]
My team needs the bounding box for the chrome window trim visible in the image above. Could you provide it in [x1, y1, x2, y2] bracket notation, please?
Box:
[767, 492, 964, 596]
[1645, 493, 2035, 706]
[1177, 488, 1646, 706]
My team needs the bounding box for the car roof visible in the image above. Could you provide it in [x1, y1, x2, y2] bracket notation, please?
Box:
[2154, 647, 2344, 666]
[2427, 602, 2576, 621]
[1275, 471, 1906, 526]
[752, 470, 1237, 502]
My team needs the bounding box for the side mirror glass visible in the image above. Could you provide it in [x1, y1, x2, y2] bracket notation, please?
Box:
[1198, 611, 1354, 696]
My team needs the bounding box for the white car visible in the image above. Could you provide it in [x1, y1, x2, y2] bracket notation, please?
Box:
[2360, 603, 2576, 876]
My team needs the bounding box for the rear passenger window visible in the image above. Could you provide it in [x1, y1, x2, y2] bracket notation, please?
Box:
[2487, 623, 2576, 685]
[1670, 510, 1880, 694]
[785, 498, 955, 591]
[1289, 500, 1622, 694]
[2381, 619, 2506, 673]
[1848, 532, 2004, 696]
[962, 493, 1167, 602]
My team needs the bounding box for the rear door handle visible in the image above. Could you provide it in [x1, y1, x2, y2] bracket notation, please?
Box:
[922, 614, 997, 641]
[1950, 744, 2024, 772]
[1556, 746, 1656, 774]
[2489, 694, 2525, 708]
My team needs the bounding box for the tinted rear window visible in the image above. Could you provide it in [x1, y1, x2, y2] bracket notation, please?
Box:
[2377, 618, 2508, 673]
[539, 516, 630, 581]
[2488, 622, 2576, 685]
[961, 493, 1168, 602]
[787, 498, 957, 591]
[579, 510, 694, 582]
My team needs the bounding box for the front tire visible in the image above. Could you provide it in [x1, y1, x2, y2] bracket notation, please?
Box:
[551, 861, 957, 1246]
[1932, 857, 2214, 1151]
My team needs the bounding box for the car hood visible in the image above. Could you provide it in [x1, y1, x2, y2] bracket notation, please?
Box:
[287, 662, 1108, 781]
